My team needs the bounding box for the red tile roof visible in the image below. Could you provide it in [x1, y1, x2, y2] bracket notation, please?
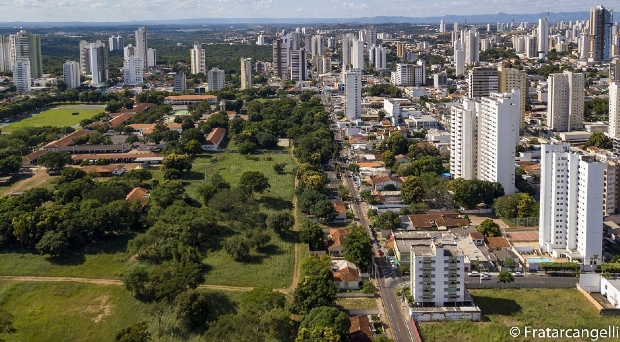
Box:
[332, 201, 347, 214]
[125, 187, 149, 209]
[43, 130, 91, 150]
[349, 315, 372, 342]
[333, 267, 360, 282]
[407, 212, 469, 229]
[485, 237, 512, 249]
[206, 127, 226, 146]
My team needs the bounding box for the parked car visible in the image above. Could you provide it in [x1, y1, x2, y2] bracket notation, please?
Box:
[468, 271, 479, 277]
[377, 249, 384, 256]
[512, 271, 524, 277]
[481, 274, 491, 280]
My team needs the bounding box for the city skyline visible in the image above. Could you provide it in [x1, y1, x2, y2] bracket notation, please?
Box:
[1, 0, 617, 23]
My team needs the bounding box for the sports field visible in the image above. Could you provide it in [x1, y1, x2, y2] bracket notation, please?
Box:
[3, 104, 105, 132]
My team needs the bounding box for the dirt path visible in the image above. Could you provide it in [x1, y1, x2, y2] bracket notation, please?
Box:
[0, 276, 123, 285]
[282, 154, 301, 297]
[3, 167, 49, 195]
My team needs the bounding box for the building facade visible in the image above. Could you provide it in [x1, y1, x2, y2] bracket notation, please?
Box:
[12, 59, 30, 92]
[208, 68, 225, 91]
[450, 99, 478, 180]
[9, 30, 42, 79]
[539, 143, 604, 269]
[89, 42, 109, 86]
[62, 60, 80, 89]
[190, 44, 206, 75]
[240, 58, 252, 90]
[135, 26, 148, 69]
[345, 69, 362, 120]
[173, 73, 186, 92]
[498, 66, 527, 129]
[272, 39, 288, 79]
[467, 67, 498, 99]
[123, 56, 143, 86]
[547, 71, 584, 131]
[290, 48, 307, 81]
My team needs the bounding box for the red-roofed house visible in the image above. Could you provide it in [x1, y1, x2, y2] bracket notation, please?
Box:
[485, 237, 512, 250]
[202, 127, 226, 151]
[349, 315, 373, 342]
[331, 201, 348, 223]
[333, 266, 360, 289]
[125, 187, 150, 210]
[369, 176, 403, 191]
[327, 228, 349, 257]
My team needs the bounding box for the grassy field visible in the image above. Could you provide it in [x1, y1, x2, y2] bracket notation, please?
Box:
[419, 288, 620, 342]
[3, 104, 105, 132]
[0, 281, 242, 342]
[335, 297, 377, 311]
[182, 152, 297, 288]
[0, 235, 137, 279]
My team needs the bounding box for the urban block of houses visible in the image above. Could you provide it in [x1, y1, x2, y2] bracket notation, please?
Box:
[400, 212, 469, 231]
[202, 127, 226, 151]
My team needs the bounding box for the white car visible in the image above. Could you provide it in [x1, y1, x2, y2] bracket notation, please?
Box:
[468, 271, 479, 277]
[512, 271, 524, 277]
[481, 274, 491, 280]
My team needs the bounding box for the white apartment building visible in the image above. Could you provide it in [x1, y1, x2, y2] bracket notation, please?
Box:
[352, 39, 364, 70]
[454, 49, 465, 76]
[463, 30, 479, 65]
[342, 35, 352, 69]
[89, 42, 108, 86]
[375, 45, 386, 69]
[240, 58, 252, 90]
[410, 239, 465, 307]
[609, 82, 620, 138]
[539, 143, 604, 270]
[12, 59, 30, 92]
[190, 44, 206, 75]
[135, 26, 148, 69]
[146, 48, 156, 68]
[538, 18, 549, 54]
[0, 36, 10, 72]
[208, 68, 225, 92]
[317, 56, 331, 74]
[290, 48, 307, 81]
[62, 60, 80, 89]
[391, 63, 425, 87]
[547, 71, 584, 131]
[124, 44, 137, 59]
[467, 67, 498, 99]
[450, 99, 478, 180]
[109, 35, 123, 52]
[311, 35, 324, 57]
[345, 69, 362, 120]
[525, 36, 538, 58]
[123, 56, 143, 86]
[476, 90, 520, 194]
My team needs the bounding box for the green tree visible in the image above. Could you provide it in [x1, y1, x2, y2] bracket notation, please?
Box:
[348, 163, 360, 173]
[498, 271, 515, 283]
[115, 321, 151, 342]
[382, 150, 396, 168]
[295, 327, 341, 342]
[123, 169, 153, 181]
[238, 141, 257, 154]
[477, 219, 501, 237]
[299, 306, 351, 340]
[241, 286, 286, 317]
[162, 153, 192, 173]
[292, 265, 337, 314]
[266, 212, 295, 234]
[411, 156, 444, 176]
[503, 257, 517, 270]
[184, 139, 202, 156]
[174, 290, 210, 332]
[38, 151, 72, 172]
[401, 176, 423, 204]
[361, 280, 377, 294]
[223, 235, 250, 261]
[449, 178, 504, 209]
[238, 171, 271, 197]
[343, 225, 373, 270]
[273, 163, 286, 174]
[299, 220, 324, 250]
[373, 210, 401, 230]
[584, 132, 612, 149]
[337, 184, 350, 200]
[151, 180, 185, 207]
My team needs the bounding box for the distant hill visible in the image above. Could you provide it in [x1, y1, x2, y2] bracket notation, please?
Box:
[0, 11, 591, 27]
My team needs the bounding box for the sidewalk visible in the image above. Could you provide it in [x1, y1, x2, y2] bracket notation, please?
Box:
[372, 278, 395, 340]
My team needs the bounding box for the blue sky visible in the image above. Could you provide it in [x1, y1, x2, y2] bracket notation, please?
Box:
[2, 0, 617, 22]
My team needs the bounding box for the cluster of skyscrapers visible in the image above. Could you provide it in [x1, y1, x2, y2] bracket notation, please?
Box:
[0, 30, 43, 92]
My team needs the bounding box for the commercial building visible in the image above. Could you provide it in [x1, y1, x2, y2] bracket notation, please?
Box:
[135, 26, 148, 69]
[208, 68, 225, 91]
[589, 6, 614, 61]
[290, 48, 307, 81]
[240, 58, 252, 90]
[467, 67, 498, 99]
[63, 60, 80, 89]
[12, 59, 30, 92]
[173, 73, 186, 92]
[498, 66, 527, 129]
[123, 56, 143, 86]
[547, 71, 584, 131]
[9, 30, 42, 79]
[272, 39, 288, 79]
[190, 44, 206, 75]
[539, 143, 604, 270]
[345, 69, 362, 120]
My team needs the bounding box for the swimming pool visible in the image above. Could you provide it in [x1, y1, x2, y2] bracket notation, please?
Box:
[174, 110, 189, 116]
[527, 257, 554, 263]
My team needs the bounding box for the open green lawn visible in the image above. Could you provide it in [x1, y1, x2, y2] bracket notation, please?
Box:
[182, 152, 297, 288]
[419, 288, 620, 342]
[335, 297, 377, 311]
[3, 104, 105, 132]
[0, 235, 138, 279]
[0, 281, 242, 342]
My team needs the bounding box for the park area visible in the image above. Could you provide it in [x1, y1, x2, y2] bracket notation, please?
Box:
[2, 104, 105, 132]
[419, 288, 620, 341]
[0, 281, 243, 342]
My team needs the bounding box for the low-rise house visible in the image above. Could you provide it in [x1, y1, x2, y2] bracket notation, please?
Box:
[202, 127, 226, 151]
[331, 201, 348, 223]
[22, 150, 48, 167]
[401, 212, 469, 230]
[368, 176, 403, 191]
[469, 232, 485, 246]
[349, 315, 373, 342]
[125, 187, 150, 210]
[42, 130, 91, 151]
[485, 237, 512, 251]
[333, 266, 360, 290]
[327, 228, 349, 257]
[81, 164, 126, 176]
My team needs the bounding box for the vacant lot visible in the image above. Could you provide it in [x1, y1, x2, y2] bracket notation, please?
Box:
[182, 153, 297, 288]
[335, 297, 377, 311]
[3, 104, 105, 132]
[419, 288, 620, 342]
[0, 281, 242, 342]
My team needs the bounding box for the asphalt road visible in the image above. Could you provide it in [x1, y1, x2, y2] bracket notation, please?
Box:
[464, 272, 578, 286]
